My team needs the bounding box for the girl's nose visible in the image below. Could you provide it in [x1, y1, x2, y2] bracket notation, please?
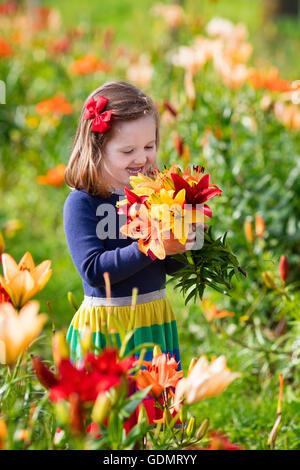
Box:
[133, 155, 147, 166]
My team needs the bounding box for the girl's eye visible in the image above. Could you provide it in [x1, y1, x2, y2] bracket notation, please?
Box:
[123, 146, 153, 154]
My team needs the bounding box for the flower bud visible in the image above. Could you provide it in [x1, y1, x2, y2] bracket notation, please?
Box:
[279, 255, 289, 282]
[179, 406, 187, 425]
[164, 100, 177, 117]
[173, 134, 184, 156]
[53, 428, 66, 447]
[261, 271, 276, 289]
[54, 402, 69, 426]
[32, 356, 58, 389]
[91, 393, 111, 425]
[186, 416, 196, 437]
[188, 357, 198, 375]
[164, 408, 172, 427]
[69, 393, 84, 436]
[108, 383, 125, 407]
[196, 418, 209, 440]
[153, 345, 162, 357]
[67, 291, 79, 311]
[244, 217, 254, 243]
[137, 404, 149, 425]
[52, 331, 69, 368]
[255, 214, 265, 238]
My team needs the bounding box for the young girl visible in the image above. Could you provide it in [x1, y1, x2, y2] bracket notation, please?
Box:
[63, 81, 196, 425]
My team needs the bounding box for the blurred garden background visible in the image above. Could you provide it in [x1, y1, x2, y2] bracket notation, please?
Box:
[0, 0, 300, 450]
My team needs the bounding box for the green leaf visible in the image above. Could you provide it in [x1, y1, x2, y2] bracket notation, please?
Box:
[120, 386, 152, 419]
[122, 423, 149, 448]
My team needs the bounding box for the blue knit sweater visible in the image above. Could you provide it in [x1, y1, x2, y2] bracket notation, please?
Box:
[63, 189, 185, 298]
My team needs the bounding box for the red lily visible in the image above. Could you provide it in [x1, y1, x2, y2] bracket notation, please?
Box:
[117, 187, 149, 220]
[84, 349, 135, 376]
[205, 431, 243, 450]
[33, 348, 134, 403]
[171, 172, 222, 217]
[49, 359, 115, 402]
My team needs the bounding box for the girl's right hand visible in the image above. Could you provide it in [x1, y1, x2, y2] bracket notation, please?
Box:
[162, 226, 196, 256]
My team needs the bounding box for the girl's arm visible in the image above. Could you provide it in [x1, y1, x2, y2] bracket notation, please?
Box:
[63, 190, 154, 287]
[164, 256, 187, 275]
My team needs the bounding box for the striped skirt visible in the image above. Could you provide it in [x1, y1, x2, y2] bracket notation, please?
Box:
[66, 288, 181, 427]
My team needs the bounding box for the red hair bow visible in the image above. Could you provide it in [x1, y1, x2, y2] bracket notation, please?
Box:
[83, 95, 113, 132]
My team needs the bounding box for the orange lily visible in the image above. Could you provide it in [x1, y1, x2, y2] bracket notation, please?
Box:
[70, 54, 111, 75]
[0, 252, 52, 308]
[202, 298, 235, 322]
[0, 37, 13, 58]
[36, 94, 73, 116]
[134, 353, 183, 399]
[249, 68, 296, 93]
[36, 164, 66, 187]
[0, 301, 47, 366]
[120, 203, 166, 260]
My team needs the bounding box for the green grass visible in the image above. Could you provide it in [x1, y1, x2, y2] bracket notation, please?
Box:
[1, 0, 300, 450]
[169, 285, 300, 450]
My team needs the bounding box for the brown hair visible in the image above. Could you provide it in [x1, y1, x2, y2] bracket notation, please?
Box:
[64, 81, 160, 197]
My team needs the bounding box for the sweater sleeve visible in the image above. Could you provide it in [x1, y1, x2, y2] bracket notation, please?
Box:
[63, 190, 154, 287]
[164, 256, 187, 275]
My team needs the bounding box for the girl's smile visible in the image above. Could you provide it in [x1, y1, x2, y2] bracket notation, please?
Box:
[100, 114, 157, 191]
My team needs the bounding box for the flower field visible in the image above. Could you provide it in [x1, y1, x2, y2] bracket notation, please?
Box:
[0, 0, 300, 451]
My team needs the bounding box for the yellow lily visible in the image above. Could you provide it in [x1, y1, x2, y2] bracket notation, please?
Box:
[149, 188, 185, 240]
[0, 301, 47, 366]
[129, 173, 156, 189]
[0, 252, 52, 308]
[149, 188, 204, 244]
[131, 187, 156, 198]
[131, 169, 175, 193]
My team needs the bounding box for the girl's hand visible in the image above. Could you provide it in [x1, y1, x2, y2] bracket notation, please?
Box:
[162, 225, 197, 256]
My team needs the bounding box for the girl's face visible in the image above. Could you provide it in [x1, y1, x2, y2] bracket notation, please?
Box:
[100, 114, 157, 190]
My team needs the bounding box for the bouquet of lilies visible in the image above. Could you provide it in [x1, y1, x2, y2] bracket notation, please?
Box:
[117, 165, 246, 304]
